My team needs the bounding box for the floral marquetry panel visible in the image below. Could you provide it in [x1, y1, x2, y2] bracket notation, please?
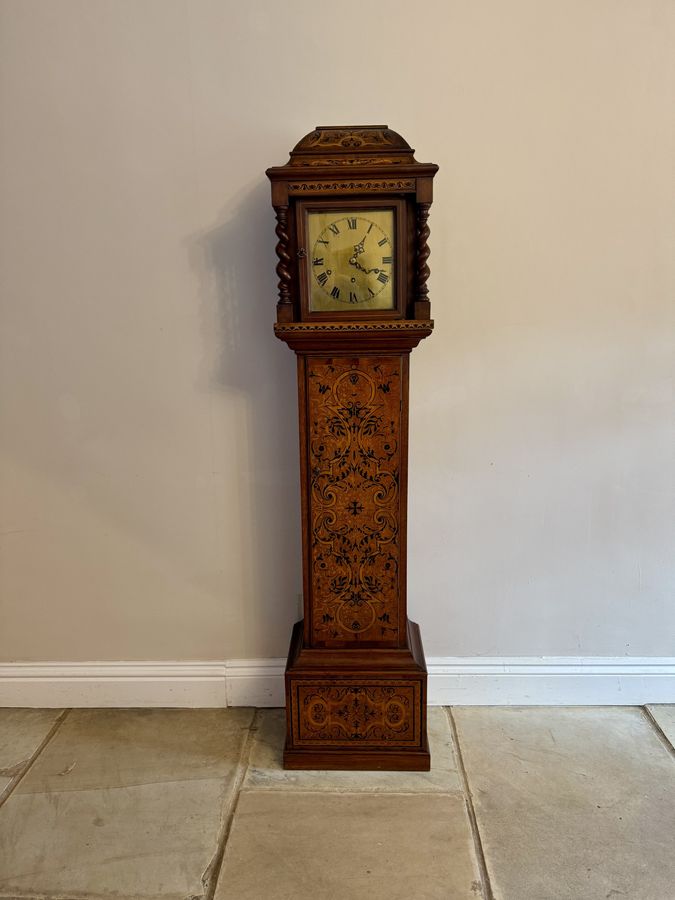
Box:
[291, 680, 421, 748]
[305, 356, 404, 646]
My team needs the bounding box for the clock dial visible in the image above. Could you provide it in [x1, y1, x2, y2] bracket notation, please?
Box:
[307, 209, 395, 312]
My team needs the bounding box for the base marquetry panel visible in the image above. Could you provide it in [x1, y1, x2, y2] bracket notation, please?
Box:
[291, 680, 421, 748]
[284, 620, 430, 770]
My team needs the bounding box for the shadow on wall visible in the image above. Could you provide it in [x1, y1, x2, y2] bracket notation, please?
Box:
[189, 180, 301, 657]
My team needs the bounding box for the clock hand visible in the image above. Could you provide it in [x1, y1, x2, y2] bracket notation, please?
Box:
[349, 257, 371, 274]
[352, 233, 368, 256]
[348, 255, 388, 276]
[349, 256, 381, 275]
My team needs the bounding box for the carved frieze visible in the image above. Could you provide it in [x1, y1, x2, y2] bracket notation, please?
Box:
[288, 179, 415, 193]
[298, 157, 407, 167]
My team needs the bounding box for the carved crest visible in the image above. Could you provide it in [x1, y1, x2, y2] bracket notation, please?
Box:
[286, 125, 415, 167]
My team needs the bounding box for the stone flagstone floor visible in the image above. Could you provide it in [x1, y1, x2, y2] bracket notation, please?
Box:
[0, 705, 673, 899]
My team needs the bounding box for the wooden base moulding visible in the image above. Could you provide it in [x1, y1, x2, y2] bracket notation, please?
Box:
[284, 620, 430, 771]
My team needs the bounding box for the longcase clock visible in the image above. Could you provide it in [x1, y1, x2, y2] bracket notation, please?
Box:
[267, 126, 438, 770]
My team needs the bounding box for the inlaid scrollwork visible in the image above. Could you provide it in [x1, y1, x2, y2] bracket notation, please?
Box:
[288, 179, 415, 193]
[300, 157, 406, 167]
[307, 359, 402, 643]
[296, 683, 417, 744]
[304, 128, 398, 150]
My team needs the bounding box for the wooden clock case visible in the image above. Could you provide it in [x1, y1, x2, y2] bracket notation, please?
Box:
[267, 126, 438, 770]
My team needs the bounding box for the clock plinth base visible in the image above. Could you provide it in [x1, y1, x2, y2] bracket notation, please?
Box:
[283, 620, 430, 771]
[283, 743, 430, 772]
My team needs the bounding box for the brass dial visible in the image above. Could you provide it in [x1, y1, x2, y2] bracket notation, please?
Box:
[307, 209, 395, 312]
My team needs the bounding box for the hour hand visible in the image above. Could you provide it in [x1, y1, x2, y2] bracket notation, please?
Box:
[353, 233, 368, 256]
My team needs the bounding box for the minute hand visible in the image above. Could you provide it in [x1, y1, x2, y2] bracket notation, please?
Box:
[349, 257, 387, 276]
[348, 256, 369, 272]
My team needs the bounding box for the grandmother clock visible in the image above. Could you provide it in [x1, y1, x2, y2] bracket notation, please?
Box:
[267, 126, 438, 770]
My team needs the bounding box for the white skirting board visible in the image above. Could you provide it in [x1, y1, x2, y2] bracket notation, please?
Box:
[0, 658, 673, 707]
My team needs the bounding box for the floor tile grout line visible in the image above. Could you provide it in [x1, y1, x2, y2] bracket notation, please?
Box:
[445, 707, 494, 900]
[641, 705, 675, 758]
[0, 708, 71, 811]
[237, 787, 463, 796]
[203, 707, 261, 900]
[11, 891, 101, 900]
[0, 894, 81, 900]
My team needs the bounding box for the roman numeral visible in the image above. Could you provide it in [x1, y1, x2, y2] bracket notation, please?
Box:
[347, 218, 357, 230]
[330, 286, 340, 299]
[368, 288, 375, 297]
[367, 222, 374, 233]
[317, 272, 328, 286]
[377, 272, 389, 284]
[312, 257, 324, 266]
[328, 223, 340, 235]
[317, 238, 329, 246]
[382, 256, 392, 265]
[378, 237, 388, 247]
[349, 291, 358, 303]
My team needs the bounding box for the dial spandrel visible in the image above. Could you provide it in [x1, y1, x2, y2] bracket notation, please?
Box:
[307, 209, 395, 312]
